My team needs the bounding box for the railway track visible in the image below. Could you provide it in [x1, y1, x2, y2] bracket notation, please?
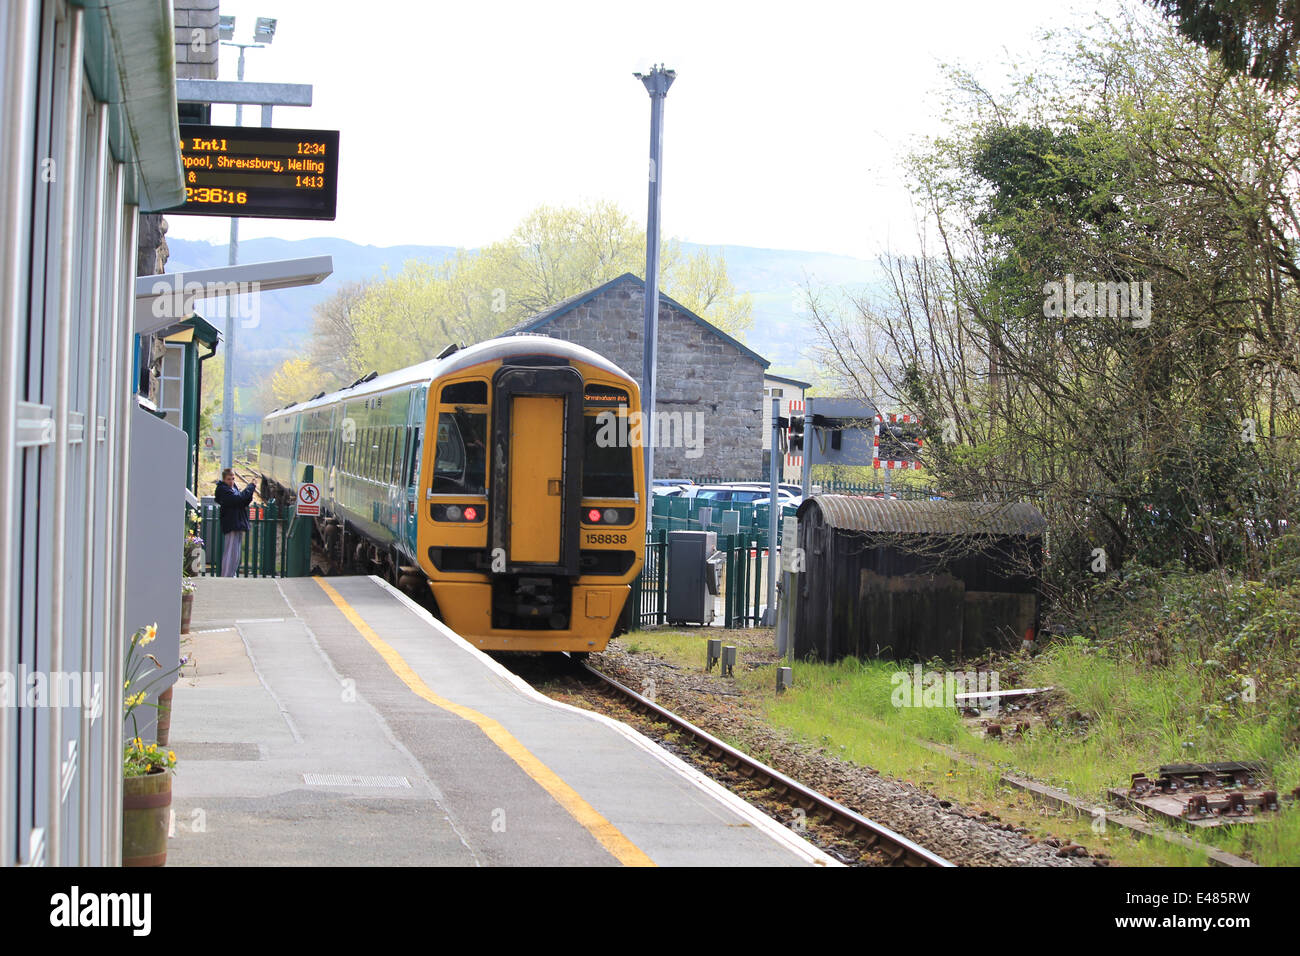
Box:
[510, 654, 954, 867]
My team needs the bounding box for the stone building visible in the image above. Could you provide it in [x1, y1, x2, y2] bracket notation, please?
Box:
[505, 273, 770, 479]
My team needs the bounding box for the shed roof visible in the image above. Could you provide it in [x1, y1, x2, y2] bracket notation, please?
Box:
[765, 372, 812, 389]
[799, 495, 1047, 536]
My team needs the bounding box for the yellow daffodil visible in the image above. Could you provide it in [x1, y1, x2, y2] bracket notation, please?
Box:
[140, 623, 157, 646]
[168, 751, 176, 762]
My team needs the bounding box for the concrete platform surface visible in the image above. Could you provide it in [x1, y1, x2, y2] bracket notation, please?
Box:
[168, 575, 833, 867]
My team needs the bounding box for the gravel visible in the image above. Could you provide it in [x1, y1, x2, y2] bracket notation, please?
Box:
[585, 635, 1104, 867]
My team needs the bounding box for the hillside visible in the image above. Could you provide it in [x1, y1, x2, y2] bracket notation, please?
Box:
[164, 235, 886, 389]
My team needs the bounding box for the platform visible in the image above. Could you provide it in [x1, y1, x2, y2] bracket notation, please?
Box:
[167, 575, 832, 866]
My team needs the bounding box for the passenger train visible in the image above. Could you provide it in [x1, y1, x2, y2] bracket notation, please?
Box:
[259, 336, 646, 652]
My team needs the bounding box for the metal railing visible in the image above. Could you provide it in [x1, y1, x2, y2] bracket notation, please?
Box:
[197, 500, 292, 577]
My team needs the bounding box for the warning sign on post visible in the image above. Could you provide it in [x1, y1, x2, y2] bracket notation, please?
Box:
[296, 482, 321, 517]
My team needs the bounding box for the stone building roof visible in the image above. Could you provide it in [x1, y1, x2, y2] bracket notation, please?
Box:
[504, 272, 770, 369]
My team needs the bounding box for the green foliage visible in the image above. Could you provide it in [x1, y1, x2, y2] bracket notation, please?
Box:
[330, 200, 753, 377]
[122, 623, 183, 743]
[123, 739, 176, 778]
[1148, 0, 1300, 89]
[810, 8, 1300, 598]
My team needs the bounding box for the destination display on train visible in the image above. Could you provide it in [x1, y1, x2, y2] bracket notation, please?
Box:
[167, 124, 340, 220]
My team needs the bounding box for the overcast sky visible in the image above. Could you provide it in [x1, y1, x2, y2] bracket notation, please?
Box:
[170, 0, 1138, 259]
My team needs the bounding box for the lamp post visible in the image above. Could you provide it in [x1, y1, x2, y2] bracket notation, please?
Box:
[219, 15, 277, 469]
[634, 64, 674, 524]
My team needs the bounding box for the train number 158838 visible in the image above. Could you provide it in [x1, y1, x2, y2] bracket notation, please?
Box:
[584, 532, 627, 545]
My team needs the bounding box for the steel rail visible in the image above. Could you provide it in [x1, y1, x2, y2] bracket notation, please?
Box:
[580, 661, 955, 867]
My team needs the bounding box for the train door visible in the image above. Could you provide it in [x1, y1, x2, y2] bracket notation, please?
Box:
[404, 386, 426, 555]
[508, 396, 564, 563]
[487, 366, 583, 629]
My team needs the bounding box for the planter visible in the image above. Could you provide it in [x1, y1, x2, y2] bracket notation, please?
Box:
[155, 686, 174, 747]
[181, 590, 194, 633]
[122, 770, 171, 867]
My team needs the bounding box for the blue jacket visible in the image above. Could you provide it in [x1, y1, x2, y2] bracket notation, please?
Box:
[215, 480, 256, 533]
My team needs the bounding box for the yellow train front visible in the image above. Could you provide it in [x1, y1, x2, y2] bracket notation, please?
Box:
[417, 338, 645, 652]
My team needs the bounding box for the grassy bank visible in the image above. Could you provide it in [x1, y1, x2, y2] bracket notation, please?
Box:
[620, 566, 1300, 865]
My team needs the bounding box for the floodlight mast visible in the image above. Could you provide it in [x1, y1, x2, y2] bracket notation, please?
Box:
[634, 64, 674, 525]
[219, 16, 276, 469]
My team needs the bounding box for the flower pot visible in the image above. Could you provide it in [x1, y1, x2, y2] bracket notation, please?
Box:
[181, 590, 194, 633]
[122, 770, 171, 867]
[156, 686, 174, 747]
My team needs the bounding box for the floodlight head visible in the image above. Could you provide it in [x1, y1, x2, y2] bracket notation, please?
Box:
[254, 17, 277, 43]
[218, 15, 235, 41]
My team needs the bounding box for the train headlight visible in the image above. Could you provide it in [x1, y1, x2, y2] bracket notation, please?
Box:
[602, 508, 618, 524]
[431, 503, 486, 522]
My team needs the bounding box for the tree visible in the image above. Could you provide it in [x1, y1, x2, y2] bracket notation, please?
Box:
[258, 357, 325, 412]
[343, 200, 754, 376]
[809, 10, 1300, 597]
[1148, 0, 1300, 89]
[200, 353, 223, 436]
[307, 279, 369, 388]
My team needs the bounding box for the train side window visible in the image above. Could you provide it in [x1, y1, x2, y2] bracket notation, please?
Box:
[432, 411, 487, 495]
[407, 427, 421, 488]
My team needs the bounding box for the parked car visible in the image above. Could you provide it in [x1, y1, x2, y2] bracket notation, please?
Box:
[694, 483, 802, 506]
[752, 493, 802, 508]
[651, 478, 695, 497]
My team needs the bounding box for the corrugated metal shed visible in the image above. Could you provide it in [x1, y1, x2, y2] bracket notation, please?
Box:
[791, 496, 1045, 662]
[801, 496, 1047, 537]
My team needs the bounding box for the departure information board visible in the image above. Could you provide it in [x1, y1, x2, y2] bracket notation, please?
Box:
[167, 124, 339, 220]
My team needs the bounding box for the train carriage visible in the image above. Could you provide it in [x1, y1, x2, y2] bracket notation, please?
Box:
[260, 336, 645, 652]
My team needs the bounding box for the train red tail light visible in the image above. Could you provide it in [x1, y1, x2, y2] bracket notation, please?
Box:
[582, 506, 634, 525]
[463, 506, 478, 522]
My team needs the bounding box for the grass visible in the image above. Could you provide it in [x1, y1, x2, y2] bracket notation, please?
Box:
[619, 565, 1300, 866]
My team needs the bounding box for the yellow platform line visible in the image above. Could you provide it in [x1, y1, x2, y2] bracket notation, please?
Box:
[313, 577, 655, 867]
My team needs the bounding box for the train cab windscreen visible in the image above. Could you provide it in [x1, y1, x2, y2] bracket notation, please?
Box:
[583, 385, 635, 498]
[433, 410, 487, 495]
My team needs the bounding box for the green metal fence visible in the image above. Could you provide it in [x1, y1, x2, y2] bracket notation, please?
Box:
[818, 480, 939, 498]
[198, 501, 293, 578]
[630, 528, 774, 629]
[650, 496, 798, 544]
[630, 530, 668, 628]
